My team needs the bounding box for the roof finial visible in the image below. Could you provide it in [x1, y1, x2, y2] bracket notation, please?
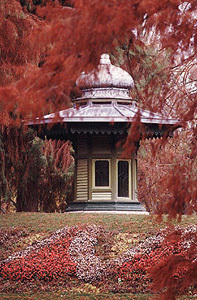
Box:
[100, 54, 111, 65]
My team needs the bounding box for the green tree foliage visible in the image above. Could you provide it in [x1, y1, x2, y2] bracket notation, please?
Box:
[0, 127, 74, 212]
[112, 44, 173, 113]
[39, 139, 75, 212]
[0, 130, 10, 212]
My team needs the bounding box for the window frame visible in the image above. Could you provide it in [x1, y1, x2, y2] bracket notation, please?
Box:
[92, 159, 111, 189]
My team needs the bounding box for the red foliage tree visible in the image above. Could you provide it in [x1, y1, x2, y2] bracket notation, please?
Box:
[0, 1, 196, 298]
[0, 0, 196, 123]
[138, 128, 197, 218]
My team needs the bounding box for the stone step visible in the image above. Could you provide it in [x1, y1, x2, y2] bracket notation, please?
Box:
[66, 201, 146, 212]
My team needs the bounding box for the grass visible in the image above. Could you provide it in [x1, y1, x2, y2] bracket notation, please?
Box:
[0, 291, 153, 300]
[0, 212, 196, 299]
[1, 291, 196, 300]
[1, 212, 196, 234]
[0, 292, 196, 300]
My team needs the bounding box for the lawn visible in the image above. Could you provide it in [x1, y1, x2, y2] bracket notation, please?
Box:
[1, 212, 196, 234]
[0, 213, 196, 299]
[0, 292, 195, 300]
[0, 291, 153, 300]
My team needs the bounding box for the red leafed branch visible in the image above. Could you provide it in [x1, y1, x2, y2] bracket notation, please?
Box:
[148, 229, 197, 300]
[0, 0, 196, 124]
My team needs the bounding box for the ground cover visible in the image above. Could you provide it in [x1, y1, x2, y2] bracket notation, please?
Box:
[0, 213, 196, 299]
[0, 291, 155, 300]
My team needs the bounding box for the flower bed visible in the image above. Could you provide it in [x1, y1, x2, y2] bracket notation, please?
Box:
[0, 224, 196, 296]
[0, 227, 78, 281]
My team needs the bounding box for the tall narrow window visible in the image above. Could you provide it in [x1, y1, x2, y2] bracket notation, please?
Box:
[95, 160, 109, 187]
[118, 160, 129, 197]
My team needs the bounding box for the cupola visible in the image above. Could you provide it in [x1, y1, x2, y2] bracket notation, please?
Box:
[76, 54, 134, 101]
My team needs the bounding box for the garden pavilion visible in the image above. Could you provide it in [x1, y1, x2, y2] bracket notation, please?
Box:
[30, 54, 178, 212]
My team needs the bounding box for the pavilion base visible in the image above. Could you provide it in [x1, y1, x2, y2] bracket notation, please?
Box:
[66, 201, 147, 212]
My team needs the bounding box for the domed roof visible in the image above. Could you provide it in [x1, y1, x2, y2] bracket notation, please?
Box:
[77, 54, 134, 89]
